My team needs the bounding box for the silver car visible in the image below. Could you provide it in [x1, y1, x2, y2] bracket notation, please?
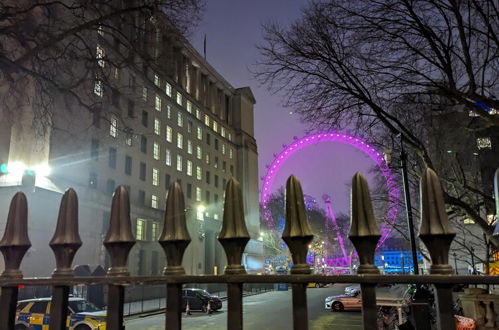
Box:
[325, 291, 362, 311]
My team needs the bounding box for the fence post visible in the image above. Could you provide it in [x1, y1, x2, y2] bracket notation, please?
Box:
[348, 173, 380, 329]
[419, 168, 456, 330]
[218, 178, 250, 330]
[159, 182, 191, 330]
[104, 186, 135, 330]
[0, 193, 30, 330]
[49, 189, 82, 330]
[282, 175, 314, 330]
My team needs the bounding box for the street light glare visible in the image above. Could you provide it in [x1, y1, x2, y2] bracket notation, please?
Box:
[197, 204, 206, 212]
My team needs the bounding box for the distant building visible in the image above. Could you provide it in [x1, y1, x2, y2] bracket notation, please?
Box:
[0, 11, 262, 276]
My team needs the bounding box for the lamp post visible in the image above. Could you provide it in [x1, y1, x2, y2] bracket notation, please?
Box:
[398, 134, 420, 275]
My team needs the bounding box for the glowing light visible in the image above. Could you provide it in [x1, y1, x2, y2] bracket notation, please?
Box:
[197, 204, 206, 212]
[260, 132, 400, 258]
[7, 162, 26, 177]
[34, 164, 51, 177]
[0, 164, 7, 174]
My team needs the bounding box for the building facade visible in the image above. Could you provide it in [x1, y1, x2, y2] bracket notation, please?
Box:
[0, 13, 263, 276]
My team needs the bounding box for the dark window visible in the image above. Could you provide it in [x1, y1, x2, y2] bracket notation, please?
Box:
[223, 178, 227, 188]
[128, 100, 135, 118]
[89, 172, 97, 188]
[205, 191, 210, 203]
[138, 190, 145, 205]
[214, 194, 218, 203]
[187, 183, 192, 199]
[106, 179, 115, 195]
[222, 161, 226, 172]
[112, 88, 120, 106]
[206, 171, 210, 184]
[151, 251, 159, 275]
[30, 301, 49, 314]
[129, 75, 136, 90]
[206, 133, 211, 145]
[214, 138, 219, 150]
[188, 121, 193, 133]
[214, 156, 219, 168]
[142, 111, 148, 127]
[90, 139, 99, 160]
[109, 148, 117, 169]
[165, 174, 171, 189]
[140, 162, 146, 181]
[177, 178, 182, 189]
[138, 249, 146, 275]
[125, 155, 132, 175]
[140, 136, 147, 153]
[214, 175, 219, 188]
[124, 185, 131, 195]
[230, 165, 234, 175]
[92, 108, 101, 128]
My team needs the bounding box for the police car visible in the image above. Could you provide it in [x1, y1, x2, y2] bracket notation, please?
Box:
[15, 297, 106, 330]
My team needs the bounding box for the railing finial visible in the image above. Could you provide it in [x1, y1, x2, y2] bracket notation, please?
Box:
[49, 188, 82, 277]
[419, 168, 455, 275]
[282, 175, 314, 274]
[159, 182, 191, 275]
[349, 172, 380, 274]
[493, 167, 499, 237]
[0, 192, 30, 278]
[104, 186, 135, 276]
[218, 177, 250, 274]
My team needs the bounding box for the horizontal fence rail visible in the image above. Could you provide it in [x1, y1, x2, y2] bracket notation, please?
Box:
[0, 171, 498, 330]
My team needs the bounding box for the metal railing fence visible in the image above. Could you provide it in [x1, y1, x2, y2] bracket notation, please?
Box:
[0, 170, 497, 330]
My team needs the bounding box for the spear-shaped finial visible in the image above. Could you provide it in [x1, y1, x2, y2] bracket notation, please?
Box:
[493, 168, 499, 237]
[218, 177, 250, 274]
[419, 168, 455, 275]
[159, 182, 191, 275]
[103, 186, 135, 276]
[0, 192, 31, 278]
[282, 175, 314, 274]
[349, 172, 380, 274]
[49, 188, 82, 277]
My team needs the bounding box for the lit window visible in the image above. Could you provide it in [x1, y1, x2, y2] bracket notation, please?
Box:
[468, 111, 480, 117]
[165, 149, 171, 166]
[187, 140, 193, 154]
[166, 126, 173, 142]
[167, 105, 171, 119]
[151, 222, 158, 240]
[151, 195, 158, 209]
[221, 127, 226, 138]
[154, 118, 161, 135]
[214, 213, 219, 220]
[142, 87, 148, 101]
[228, 133, 232, 141]
[177, 112, 183, 127]
[186, 100, 192, 113]
[196, 166, 202, 180]
[229, 148, 233, 159]
[177, 133, 183, 149]
[154, 74, 160, 87]
[196, 146, 202, 160]
[196, 109, 201, 120]
[176, 92, 182, 105]
[477, 137, 492, 149]
[222, 143, 226, 155]
[464, 218, 475, 224]
[153, 142, 160, 160]
[187, 160, 193, 176]
[96, 45, 105, 67]
[213, 121, 218, 133]
[205, 153, 210, 165]
[94, 80, 103, 97]
[197, 127, 202, 140]
[155, 94, 161, 111]
[176, 155, 183, 171]
[204, 115, 210, 126]
[152, 168, 159, 186]
[126, 134, 133, 146]
[196, 187, 202, 202]
[487, 214, 496, 225]
[97, 25, 104, 36]
[136, 218, 146, 240]
[197, 209, 204, 220]
[110, 115, 117, 137]
[166, 83, 172, 97]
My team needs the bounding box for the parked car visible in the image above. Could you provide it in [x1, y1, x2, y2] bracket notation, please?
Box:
[182, 288, 222, 312]
[15, 297, 106, 330]
[307, 282, 326, 288]
[325, 290, 362, 311]
[344, 284, 361, 295]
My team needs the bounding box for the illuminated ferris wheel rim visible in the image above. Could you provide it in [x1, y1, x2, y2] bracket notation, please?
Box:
[260, 132, 400, 247]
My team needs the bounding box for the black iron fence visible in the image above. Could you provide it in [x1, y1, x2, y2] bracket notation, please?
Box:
[0, 169, 497, 330]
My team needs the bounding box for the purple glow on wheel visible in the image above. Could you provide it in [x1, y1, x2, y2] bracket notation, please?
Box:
[261, 132, 400, 258]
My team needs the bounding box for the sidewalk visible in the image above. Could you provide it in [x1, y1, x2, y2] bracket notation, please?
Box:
[123, 289, 273, 317]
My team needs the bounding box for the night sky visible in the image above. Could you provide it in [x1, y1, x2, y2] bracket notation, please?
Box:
[189, 0, 376, 215]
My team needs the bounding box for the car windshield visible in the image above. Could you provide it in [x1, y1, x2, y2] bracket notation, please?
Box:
[69, 300, 101, 313]
[198, 290, 212, 298]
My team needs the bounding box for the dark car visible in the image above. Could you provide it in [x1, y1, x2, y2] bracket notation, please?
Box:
[182, 288, 222, 312]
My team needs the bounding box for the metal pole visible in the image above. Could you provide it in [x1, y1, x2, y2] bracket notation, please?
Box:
[471, 246, 475, 274]
[453, 253, 458, 275]
[399, 135, 420, 275]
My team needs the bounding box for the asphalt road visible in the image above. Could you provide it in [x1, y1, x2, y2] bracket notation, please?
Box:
[125, 284, 362, 330]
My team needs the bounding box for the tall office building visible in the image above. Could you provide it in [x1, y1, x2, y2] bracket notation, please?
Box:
[0, 9, 263, 276]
